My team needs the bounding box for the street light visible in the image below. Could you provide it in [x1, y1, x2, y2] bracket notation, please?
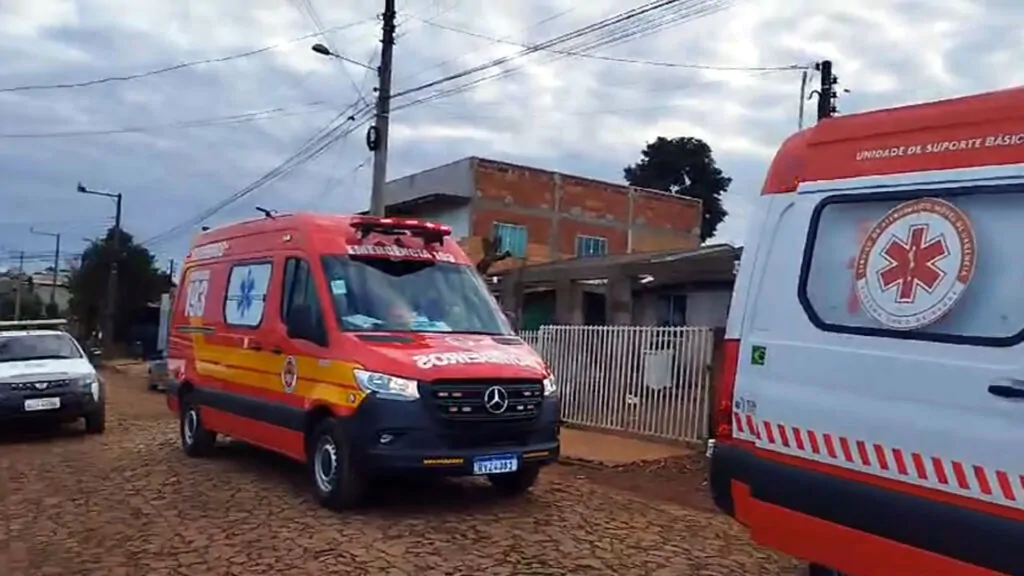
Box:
[310, 43, 377, 71]
[77, 182, 123, 353]
[28, 227, 61, 307]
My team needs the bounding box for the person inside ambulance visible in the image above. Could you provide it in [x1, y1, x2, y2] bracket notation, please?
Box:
[321, 255, 504, 335]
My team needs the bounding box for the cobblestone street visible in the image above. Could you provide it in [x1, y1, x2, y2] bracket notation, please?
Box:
[0, 368, 799, 575]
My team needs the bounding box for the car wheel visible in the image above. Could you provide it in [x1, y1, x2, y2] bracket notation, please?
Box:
[488, 465, 540, 496]
[309, 419, 366, 511]
[84, 404, 106, 434]
[180, 398, 216, 457]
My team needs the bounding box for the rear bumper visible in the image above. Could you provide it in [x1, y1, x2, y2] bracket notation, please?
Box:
[710, 442, 1024, 575]
[0, 390, 102, 423]
[342, 394, 561, 477]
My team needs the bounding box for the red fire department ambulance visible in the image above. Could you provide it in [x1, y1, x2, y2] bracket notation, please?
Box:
[166, 214, 560, 510]
[711, 86, 1024, 575]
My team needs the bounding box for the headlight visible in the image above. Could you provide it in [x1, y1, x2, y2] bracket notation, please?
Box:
[543, 375, 557, 396]
[353, 369, 419, 401]
[74, 374, 101, 402]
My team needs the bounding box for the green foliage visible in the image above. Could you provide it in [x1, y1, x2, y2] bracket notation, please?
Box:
[624, 136, 732, 242]
[0, 282, 44, 320]
[67, 227, 172, 340]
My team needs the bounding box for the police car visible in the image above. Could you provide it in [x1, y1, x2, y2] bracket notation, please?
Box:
[0, 320, 105, 433]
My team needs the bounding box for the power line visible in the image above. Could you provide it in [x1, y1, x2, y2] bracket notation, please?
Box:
[0, 103, 330, 139]
[390, 0, 731, 113]
[391, 0, 727, 104]
[0, 20, 373, 93]
[398, 7, 575, 85]
[140, 100, 376, 248]
[413, 16, 802, 71]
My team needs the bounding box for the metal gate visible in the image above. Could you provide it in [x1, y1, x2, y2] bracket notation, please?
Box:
[520, 325, 715, 443]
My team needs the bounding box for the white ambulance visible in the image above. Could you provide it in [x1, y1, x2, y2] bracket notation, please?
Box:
[710, 87, 1024, 575]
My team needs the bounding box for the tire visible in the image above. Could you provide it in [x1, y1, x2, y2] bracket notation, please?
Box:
[308, 419, 367, 511]
[808, 564, 845, 576]
[84, 404, 106, 434]
[180, 398, 216, 457]
[488, 465, 540, 496]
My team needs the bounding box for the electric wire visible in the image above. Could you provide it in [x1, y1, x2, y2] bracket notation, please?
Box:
[0, 20, 373, 93]
[0, 103, 330, 139]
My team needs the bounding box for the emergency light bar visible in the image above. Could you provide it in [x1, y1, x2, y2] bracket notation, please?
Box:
[350, 217, 452, 245]
[0, 319, 68, 332]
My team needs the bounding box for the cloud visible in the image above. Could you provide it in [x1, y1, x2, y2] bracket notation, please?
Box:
[0, 0, 1020, 271]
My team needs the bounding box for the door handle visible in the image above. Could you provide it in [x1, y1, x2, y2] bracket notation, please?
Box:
[271, 347, 283, 355]
[244, 338, 263, 352]
[988, 378, 1024, 399]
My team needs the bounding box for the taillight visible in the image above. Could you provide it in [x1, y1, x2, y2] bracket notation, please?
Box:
[714, 338, 741, 440]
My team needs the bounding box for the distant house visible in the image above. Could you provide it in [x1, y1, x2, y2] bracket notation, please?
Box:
[31, 270, 72, 312]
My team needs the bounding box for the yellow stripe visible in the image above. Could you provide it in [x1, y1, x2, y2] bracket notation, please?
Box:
[187, 319, 367, 409]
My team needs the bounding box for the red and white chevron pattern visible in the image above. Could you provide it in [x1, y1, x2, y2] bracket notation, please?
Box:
[732, 411, 1024, 508]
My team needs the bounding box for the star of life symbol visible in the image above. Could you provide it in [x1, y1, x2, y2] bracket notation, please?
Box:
[854, 198, 976, 331]
[236, 269, 256, 318]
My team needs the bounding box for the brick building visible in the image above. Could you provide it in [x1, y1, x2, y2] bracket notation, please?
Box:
[378, 157, 703, 273]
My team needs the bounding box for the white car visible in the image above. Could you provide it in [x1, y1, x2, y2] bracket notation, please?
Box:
[0, 320, 105, 433]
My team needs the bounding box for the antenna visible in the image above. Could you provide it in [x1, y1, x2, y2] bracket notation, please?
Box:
[255, 206, 277, 219]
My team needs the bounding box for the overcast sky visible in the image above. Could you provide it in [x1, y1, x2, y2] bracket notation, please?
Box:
[1, 0, 1018, 274]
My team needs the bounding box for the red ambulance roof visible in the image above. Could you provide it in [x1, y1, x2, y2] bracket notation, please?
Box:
[186, 213, 472, 265]
[763, 85, 1024, 195]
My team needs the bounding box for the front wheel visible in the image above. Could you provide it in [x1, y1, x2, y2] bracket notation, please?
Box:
[180, 399, 216, 457]
[488, 465, 540, 496]
[808, 564, 847, 576]
[309, 419, 367, 511]
[84, 404, 106, 434]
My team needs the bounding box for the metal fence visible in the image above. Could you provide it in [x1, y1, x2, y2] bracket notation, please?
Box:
[519, 325, 715, 443]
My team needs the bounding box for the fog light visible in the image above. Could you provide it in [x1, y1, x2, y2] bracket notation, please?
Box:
[379, 433, 394, 444]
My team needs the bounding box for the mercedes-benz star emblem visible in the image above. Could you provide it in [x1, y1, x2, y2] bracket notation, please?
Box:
[33, 382, 48, 390]
[483, 386, 509, 414]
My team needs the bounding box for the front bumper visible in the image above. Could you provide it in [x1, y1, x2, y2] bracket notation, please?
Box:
[0, 389, 102, 423]
[342, 394, 561, 477]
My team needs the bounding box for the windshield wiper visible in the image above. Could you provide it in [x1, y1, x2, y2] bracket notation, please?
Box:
[0, 355, 75, 362]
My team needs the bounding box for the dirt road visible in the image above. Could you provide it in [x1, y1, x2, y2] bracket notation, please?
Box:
[0, 368, 799, 575]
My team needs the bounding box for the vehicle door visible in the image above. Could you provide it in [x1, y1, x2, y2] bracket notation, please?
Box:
[735, 170, 1024, 575]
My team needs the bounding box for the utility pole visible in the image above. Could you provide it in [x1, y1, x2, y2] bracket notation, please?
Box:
[77, 183, 123, 353]
[14, 250, 24, 321]
[798, 69, 809, 130]
[369, 0, 397, 217]
[168, 259, 176, 282]
[815, 60, 839, 122]
[29, 227, 61, 307]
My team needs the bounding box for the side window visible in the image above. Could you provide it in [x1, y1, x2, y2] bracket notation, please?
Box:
[799, 186, 1024, 345]
[575, 235, 608, 257]
[493, 222, 528, 258]
[183, 268, 210, 319]
[282, 258, 328, 346]
[224, 262, 273, 328]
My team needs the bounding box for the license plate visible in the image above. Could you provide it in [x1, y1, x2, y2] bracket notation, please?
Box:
[472, 454, 518, 475]
[24, 397, 61, 412]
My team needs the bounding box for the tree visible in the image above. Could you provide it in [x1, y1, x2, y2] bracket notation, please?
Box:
[67, 227, 173, 341]
[623, 136, 732, 242]
[0, 276, 44, 320]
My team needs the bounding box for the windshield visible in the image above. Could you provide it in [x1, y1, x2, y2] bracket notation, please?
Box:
[321, 256, 511, 335]
[0, 333, 82, 362]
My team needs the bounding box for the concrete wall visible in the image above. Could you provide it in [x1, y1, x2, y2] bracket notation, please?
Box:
[382, 157, 475, 206]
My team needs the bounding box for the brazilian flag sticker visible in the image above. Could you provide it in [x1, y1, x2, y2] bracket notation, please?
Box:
[751, 345, 766, 366]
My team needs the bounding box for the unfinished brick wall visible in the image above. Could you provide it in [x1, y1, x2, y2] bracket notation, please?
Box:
[468, 158, 702, 269]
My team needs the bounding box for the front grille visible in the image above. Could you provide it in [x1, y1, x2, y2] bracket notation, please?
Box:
[423, 378, 544, 423]
[5, 379, 72, 393]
